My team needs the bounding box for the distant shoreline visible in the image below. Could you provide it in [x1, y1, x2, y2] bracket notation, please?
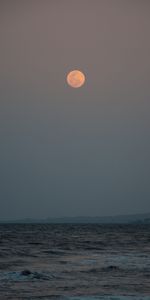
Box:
[0, 212, 150, 224]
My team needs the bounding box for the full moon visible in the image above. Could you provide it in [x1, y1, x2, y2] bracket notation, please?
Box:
[67, 70, 85, 88]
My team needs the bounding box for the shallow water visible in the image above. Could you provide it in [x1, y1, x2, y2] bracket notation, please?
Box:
[0, 223, 150, 299]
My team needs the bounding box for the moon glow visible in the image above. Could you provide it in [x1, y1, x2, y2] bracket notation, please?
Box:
[67, 70, 85, 88]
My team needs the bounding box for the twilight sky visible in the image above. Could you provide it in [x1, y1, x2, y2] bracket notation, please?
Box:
[0, 1, 150, 220]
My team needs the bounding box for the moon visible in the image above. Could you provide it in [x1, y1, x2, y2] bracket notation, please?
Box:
[67, 70, 85, 88]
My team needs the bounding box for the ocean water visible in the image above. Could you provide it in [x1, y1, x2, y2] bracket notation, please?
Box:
[0, 224, 150, 300]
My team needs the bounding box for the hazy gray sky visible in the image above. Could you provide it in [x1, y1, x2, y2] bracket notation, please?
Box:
[0, 1, 150, 220]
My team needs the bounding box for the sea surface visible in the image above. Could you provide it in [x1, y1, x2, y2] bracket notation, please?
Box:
[0, 223, 150, 300]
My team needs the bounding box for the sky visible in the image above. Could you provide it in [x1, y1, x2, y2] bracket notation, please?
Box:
[0, 1, 150, 220]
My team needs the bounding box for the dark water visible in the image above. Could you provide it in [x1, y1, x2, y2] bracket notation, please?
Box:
[0, 224, 150, 300]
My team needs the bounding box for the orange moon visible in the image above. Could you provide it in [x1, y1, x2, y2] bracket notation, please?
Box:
[67, 70, 85, 88]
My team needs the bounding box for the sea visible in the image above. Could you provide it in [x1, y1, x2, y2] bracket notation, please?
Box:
[0, 223, 150, 300]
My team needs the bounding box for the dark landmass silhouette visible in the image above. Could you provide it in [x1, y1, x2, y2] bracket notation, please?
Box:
[1, 212, 150, 224]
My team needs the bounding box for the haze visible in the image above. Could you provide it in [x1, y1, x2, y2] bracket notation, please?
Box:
[0, 1, 150, 220]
